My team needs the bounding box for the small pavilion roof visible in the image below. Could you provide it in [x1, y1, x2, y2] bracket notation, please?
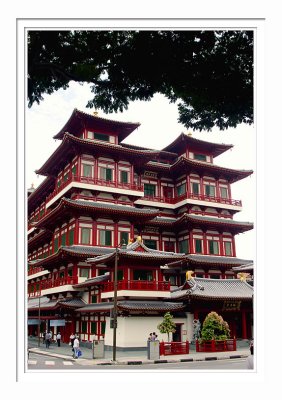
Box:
[170, 156, 253, 183]
[169, 277, 253, 301]
[53, 108, 140, 142]
[87, 239, 186, 265]
[162, 133, 233, 158]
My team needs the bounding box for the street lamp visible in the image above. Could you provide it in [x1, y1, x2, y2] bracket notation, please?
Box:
[112, 240, 126, 362]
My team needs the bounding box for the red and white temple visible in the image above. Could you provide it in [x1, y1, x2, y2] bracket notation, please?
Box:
[27, 109, 254, 349]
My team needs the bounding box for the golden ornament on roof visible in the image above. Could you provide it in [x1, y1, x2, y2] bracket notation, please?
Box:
[186, 270, 194, 281]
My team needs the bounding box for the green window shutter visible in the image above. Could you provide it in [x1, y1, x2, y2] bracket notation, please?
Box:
[105, 230, 112, 245]
[224, 242, 232, 256]
[117, 270, 124, 281]
[121, 231, 129, 245]
[82, 321, 87, 333]
[195, 239, 202, 253]
[101, 321, 106, 334]
[192, 183, 199, 194]
[81, 228, 91, 244]
[194, 154, 207, 161]
[69, 229, 74, 245]
[121, 171, 128, 183]
[54, 238, 59, 253]
[61, 233, 66, 246]
[179, 240, 188, 253]
[144, 184, 156, 196]
[91, 295, 97, 303]
[57, 180, 61, 188]
[144, 239, 157, 249]
[94, 132, 110, 142]
[83, 164, 92, 177]
[106, 168, 112, 181]
[205, 185, 210, 196]
[68, 269, 73, 277]
[91, 322, 97, 334]
[72, 165, 77, 175]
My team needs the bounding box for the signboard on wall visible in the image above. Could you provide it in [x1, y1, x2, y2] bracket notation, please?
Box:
[144, 171, 158, 178]
[50, 319, 66, 327]
[222, 301, 241, 311]
[28, 319, 40, 325]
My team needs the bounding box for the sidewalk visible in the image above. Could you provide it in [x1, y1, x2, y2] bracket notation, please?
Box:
[28, 338, 250, 366]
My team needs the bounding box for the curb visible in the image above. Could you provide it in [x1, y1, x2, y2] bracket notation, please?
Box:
[29, 348, 247, 366]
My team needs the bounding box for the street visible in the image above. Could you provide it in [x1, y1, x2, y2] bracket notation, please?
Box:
[27, 353, 249, 370]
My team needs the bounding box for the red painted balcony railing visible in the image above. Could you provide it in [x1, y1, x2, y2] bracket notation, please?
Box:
[46, 175, 144, 204]
[143, 192, 242, 207]
[28, 267, 44, 276]
[196, 339, 236, 352]
[102, 280, 170, 292]
[160, 341, 190, 356]
[39, 276, 78, 291]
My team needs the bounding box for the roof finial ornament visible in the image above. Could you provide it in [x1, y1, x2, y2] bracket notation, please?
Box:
[137, 235, 142, 243]
[186, 270, 194, 281]
[237, 272, 250, 281]
[187, 131, 192, 137]
[93, 110, 99, 116]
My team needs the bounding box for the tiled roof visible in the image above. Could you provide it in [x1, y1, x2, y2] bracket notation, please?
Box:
[166, 255, 253, 268]
[73, 274, 110, 288]
[182, 214, 253, 231]
[87, 240, 186, 264]
[75, 300, 185, 313]
[232, 263, 254, 271]
[65, 199, 159, 217]
[170, 277, 253, 300]
[28, 296, 86, 310]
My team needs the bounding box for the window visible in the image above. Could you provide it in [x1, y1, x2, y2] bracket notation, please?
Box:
[176, 183, 186, 196]
[144, 183, 156, 197]
[120, 231, 129, 245]
[164, 241, 175, 252]
[179, 239, 189, 254]
[224, 241, 232, 256]
[210, 274, 221, 279]
[68, 229, 74, 245]
[163, 186, 173, 198]
[68, 269, 73, 277]
[82, 163, 93, 178]
[195, 239, 203, 253]
[133, 270, 153, 281]
[61, 232, 66, 246]
[81, 321, 87, 333]
[101, 321, 106, 335]
[81, 227, 91, 244]
[72, 165, 77, 175]
[117, 270, 124, 280]
[192, 182, 200, 195]
[169, 276, 177, 285]
[59, 271, 64, 278]
[99, 230, 112, 246]
[91, 321, 97, 334]
[94, 132, 110, 142]
[91, 295, 97, 303]
[120, 170, 128, 183]
[100, 167, 112, 181]
[220, 187, 228, 199]
[205, 184, 215, 197]
[208, 240, 219, 255]
[80, 268, 89, 278]
[53, 237, 59, 253]
[143, 239, 157, 250]
[194, 153, 207, 161]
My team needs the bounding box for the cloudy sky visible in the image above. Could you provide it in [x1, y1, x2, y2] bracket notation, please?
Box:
[26, 81, 255, 260]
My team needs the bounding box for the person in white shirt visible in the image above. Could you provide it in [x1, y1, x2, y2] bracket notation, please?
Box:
[56, 332, 61, 347]
[73, 337, 80, 358]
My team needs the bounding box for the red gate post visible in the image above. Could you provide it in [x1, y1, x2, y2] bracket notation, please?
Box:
[160, 341, 164, 356]
[233, 337, 236, 351]
[211, 339, 216, 352]
[186, 341, 189, 354]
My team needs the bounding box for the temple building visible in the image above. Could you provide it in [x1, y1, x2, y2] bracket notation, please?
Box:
[27, 109, 254, 349]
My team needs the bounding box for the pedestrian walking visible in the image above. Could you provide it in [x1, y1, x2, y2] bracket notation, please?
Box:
[70, 333, 75, 352]
[56, 332, 61, 347]
[43, 330, 47, 344]
[45, 331, 51, 348]
[73, 336, 80, 359]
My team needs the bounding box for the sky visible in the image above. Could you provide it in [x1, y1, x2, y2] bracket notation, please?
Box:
[26, 81, 255, 260]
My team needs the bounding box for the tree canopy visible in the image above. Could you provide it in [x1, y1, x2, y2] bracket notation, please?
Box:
[28, 30, 253, 131]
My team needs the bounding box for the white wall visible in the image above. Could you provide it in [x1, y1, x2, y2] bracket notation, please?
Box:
[104, 315, 191, 348]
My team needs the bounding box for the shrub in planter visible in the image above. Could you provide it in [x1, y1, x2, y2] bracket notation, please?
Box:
[200, 311, 230, 343]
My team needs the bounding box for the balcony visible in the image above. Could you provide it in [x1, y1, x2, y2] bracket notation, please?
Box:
[28, 276, 78, 297]
[140, 192, 242, 208]
[46, 174, 144, 207]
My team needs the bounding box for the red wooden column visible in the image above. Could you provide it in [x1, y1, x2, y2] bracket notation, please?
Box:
[241, 310, 247, 339]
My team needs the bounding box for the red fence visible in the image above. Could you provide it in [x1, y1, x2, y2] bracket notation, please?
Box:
[196, 339, 236, 352]
[160, 341, 189, 356]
